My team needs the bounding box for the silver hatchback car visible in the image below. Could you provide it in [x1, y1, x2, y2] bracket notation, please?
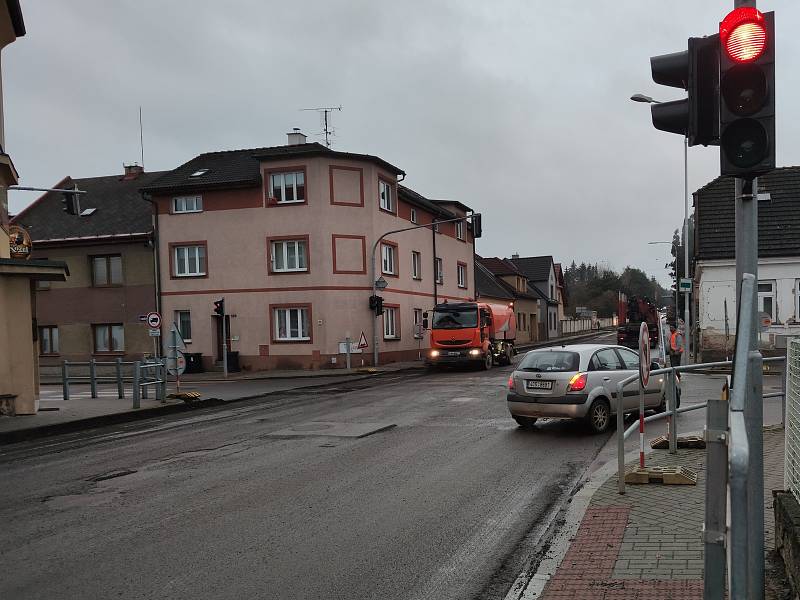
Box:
[506, 344, 668, 433]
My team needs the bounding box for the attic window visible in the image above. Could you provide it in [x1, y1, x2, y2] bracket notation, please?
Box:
[189, 168, 209, 178]
[80, 207, 97, 216]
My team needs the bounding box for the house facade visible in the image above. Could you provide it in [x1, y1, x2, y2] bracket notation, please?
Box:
[12, 166, 162, 365]
[694, 167, 800, 360]
[143, 133, 475, 371]
[509, 254, 561, 339]
[476, 256, 541, 344]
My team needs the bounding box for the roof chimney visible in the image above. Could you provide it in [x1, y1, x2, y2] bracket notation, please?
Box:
[511, 253, 520, 260]
[122, 163, 144, 180]
[287, 128, 307, 146]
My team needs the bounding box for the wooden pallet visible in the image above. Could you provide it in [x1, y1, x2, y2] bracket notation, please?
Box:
[168, 391, 201, 402]
[650, 435, 706, 449]
[624, 465, 698, 485]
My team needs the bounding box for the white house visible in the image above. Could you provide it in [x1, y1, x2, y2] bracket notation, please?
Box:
[694, 167, 800, 360]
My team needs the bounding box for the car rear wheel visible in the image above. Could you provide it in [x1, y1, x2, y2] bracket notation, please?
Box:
[585, 398, 611, 433]
[482, 352, 492, 370]
[513, 415, 538, 429]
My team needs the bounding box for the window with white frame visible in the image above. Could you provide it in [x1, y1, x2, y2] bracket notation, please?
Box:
[274, 307, 310, 341]
[383, 306, 398, 339]
[797, 280, 800, 322]
[173, 196, 203, 213]
[435, 257, 443, 284]
[758, 280, 776, 321]
[411, 251, 421, 279]
[410, 208, 417, 224]
[457, 263, 466, 288]
[382, 244, 396, 275]
[175, 310, 192, 342]
[455, 220, 464, 240]
[413, 308, 423, 338]
[379, 180, 394, 212]
[270, 171, 305, 204]
[271, 239, 308, 272]
[39, 326, 59, 354]
[173, 245, 206, 276]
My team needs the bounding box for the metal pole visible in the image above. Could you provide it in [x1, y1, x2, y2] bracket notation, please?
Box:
[89, 358, 97, 398]
[669, 369, 678, 454]
[62, 360, 69, 401]
[132, 361, 141, 409]
[639, 379, 645, 468]
[345, 336, 351, 370]
[162, 358, 168, 403]
[371, 246, 379, 367]
[704, 396, 729, 599]
[222, 301, 228, 379]
[617, 381, 625, 494]
[781, 351, 787, 428]
[683, 135, 691, 365]
[116, 357, 124, 399]
[735, 174, 764, 599]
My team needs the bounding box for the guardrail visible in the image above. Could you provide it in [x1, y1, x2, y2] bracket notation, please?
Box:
[61, 358, 167, 410]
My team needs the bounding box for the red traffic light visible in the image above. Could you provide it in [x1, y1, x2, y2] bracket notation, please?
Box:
[720, 7, 766, 63]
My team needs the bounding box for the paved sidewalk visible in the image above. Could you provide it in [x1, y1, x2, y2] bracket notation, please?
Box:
[536, 426, 788, 599]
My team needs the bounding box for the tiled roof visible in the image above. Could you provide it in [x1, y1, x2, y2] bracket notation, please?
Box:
[475, 261, 514, 300]
[398, 185, 454, 218]
[141, 142, 404, 195]
[694, 167, 800, 260]
[478, 256, 522, 276]
[12, 171, 165, 241]
[509, 255, 554, 282]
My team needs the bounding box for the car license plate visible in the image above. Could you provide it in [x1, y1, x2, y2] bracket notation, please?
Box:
[526, 380, 553, 390]
[447, 351, 460, 356]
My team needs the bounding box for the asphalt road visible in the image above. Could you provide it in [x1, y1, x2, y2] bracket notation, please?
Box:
[1, 333, 616, 600]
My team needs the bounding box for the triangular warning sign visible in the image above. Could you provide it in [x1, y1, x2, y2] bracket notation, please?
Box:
[358, 331, 369, 349]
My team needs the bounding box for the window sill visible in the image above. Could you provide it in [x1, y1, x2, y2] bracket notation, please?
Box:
[272, 338, 312, 344]
[412, 276, 422, 281]
[39, 353, 60, 357]
[172, 210, 203, 215]
[382, 272, 399, 278]
[92, 352, 126, 356]
[92, 284, 124, 288]
[269, 200, 308, 207]
[174, 273, 207, 278]
[383, 337, 401, 342]
[378, 207, 397, 216]
[270, 269, 309, 275]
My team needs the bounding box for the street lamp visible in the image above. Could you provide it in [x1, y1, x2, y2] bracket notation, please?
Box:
[648, 241, 679, 327]
[632, 92, 691, 364]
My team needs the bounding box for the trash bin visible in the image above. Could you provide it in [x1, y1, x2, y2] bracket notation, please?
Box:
[184, 353, 204, 374]
[226, 351, 241, 373]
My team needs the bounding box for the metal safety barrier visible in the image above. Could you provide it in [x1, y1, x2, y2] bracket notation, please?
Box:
[61, 357, 167, 410]
[784, 339, 800, 505]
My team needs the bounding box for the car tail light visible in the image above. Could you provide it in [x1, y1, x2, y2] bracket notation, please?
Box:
[507, 375, 515, 391]
[567, 372, 588, 392]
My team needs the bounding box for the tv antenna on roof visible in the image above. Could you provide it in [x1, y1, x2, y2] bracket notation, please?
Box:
[300, 105, 342, 148]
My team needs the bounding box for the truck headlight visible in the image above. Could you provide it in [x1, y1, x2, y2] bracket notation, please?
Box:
[430, 350, 440, 357]
[469, 349, 481, 356]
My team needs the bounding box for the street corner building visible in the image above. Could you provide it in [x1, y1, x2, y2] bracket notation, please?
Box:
[11, 165, 165, 370]
[141, 131, 477, 372]
[0, 0, 68, 416]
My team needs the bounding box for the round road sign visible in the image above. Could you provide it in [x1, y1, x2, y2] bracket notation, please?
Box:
[639, 322, 651, 388]
[146, 312, 162, 329]
[167, 350, 186, 376]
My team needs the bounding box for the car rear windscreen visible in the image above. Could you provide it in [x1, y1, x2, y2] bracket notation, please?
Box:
[518, 350, 580, 372]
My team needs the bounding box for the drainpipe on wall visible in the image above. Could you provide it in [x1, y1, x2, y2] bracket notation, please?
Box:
[142, 192, 162, 355]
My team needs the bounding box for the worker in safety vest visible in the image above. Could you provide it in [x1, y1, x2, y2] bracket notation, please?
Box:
[669, 325, 684, 367]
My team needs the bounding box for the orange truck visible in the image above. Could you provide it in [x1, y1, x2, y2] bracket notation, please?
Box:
[423, 301, 516, 369]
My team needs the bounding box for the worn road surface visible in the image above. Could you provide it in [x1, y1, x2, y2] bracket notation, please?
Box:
[1, 334, 615, 600]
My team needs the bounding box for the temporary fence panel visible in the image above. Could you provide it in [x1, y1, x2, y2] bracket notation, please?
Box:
[785, 338, 800, 503]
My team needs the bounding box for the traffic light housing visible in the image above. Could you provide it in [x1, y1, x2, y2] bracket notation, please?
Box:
[718, 8, 775, 178]
[471, 213, 482, 239]
[213, 298, 225, 317]
[368, 295, 384, 315]
[61, 189, 77, 215]
[650, 35, 719, 146]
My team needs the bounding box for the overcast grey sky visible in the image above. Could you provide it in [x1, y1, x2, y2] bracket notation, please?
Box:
[6, 1, 798, 287]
